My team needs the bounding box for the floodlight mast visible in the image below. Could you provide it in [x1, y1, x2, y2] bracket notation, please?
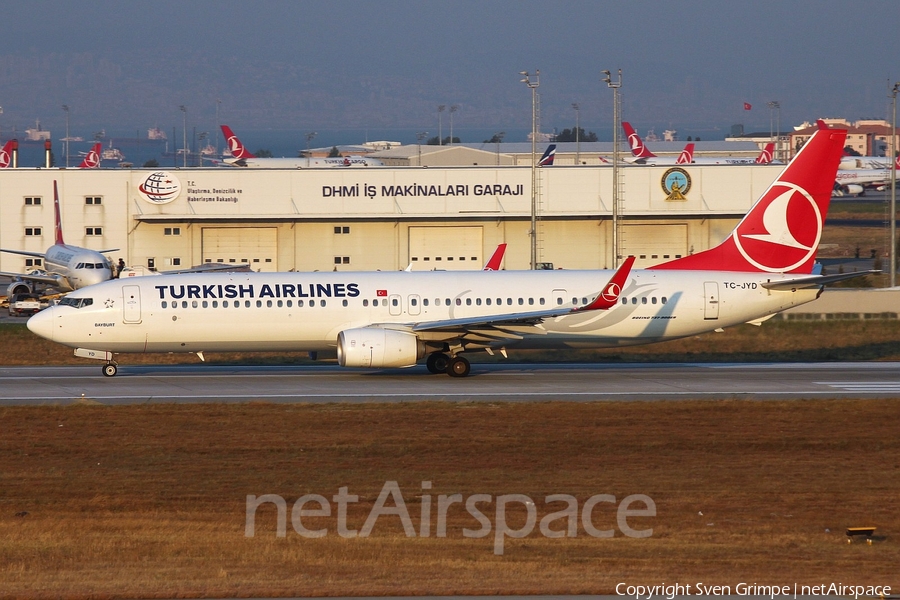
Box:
[520, 70, 540, 270]
[603, 69, 622, 267]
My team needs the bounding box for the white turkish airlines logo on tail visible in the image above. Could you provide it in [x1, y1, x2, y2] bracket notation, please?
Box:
[82, 149, 100, 168]
[600, 283, 621, 303]
[628, 133, 642, 151]
[0, 150, 8, 168]
[227, 135, 243, 155]
[732, 182, 821, 272]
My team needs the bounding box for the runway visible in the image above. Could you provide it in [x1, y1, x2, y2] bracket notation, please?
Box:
[2, 361, 900, 405]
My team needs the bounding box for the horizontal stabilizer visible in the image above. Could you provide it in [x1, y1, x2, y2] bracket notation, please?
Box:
[761, 270, 880, 291]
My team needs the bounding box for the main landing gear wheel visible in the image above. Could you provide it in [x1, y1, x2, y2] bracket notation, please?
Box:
[426, 352, 451, 374]
[447, 356, 471, 378]
[102, 363, 118, 377]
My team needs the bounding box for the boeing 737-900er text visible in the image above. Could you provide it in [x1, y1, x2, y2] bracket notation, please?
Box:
[0, 181, 118, 296]
[220, 125, 385, 168]
[622, 122, 776, 165]
[28, 128, 865, 377]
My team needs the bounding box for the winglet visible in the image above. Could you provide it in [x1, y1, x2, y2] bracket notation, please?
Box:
[220, 125, 255, 159]
[483, 243, 507, 271]
[676, 143, 694, 165]
[575, 256, 635, 311]
[755, 142, 775, 164]
[53, 180, 65, 245]
[78, 143, 101, 168]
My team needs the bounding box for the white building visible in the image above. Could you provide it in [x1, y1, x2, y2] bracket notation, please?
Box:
[0, 163, 782, 277]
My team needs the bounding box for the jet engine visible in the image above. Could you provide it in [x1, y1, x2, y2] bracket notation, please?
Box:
[838, 183, 864, 196]
[337, 327, 424, 368]
[6, 280, 34, 297]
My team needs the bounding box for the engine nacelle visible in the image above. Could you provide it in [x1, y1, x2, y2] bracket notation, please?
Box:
[841, 183, 864, 196]
[6, 280, 33, 297]
[337, 327, 424, 368]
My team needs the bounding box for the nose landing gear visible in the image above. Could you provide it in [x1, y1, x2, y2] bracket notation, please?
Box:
[102, 361, 118, 377]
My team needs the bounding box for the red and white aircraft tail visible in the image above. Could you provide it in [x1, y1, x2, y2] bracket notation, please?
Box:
[220, 125, 256, 159]
[755, 142, 775, 164]
[651, 127, 847, 274]
[622, 121, 656, 160]
[53, 180, 66, 245]
[0, 139, 14, 168]
[676, 143, 694, 165]
[78, 143, 102, 168]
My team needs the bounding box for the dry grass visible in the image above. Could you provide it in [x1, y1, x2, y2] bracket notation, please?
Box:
[1, 401, 898, 598]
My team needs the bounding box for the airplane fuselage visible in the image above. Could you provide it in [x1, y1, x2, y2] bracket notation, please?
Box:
[28, 269, 817, 357]
[43, 244, 113, 291]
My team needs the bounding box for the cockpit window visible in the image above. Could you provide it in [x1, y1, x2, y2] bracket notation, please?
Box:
[84, 263, 95, 269]
[76, 263, 85, 269]
[59, 297, 94, 309]
[95, 263, 106, 269]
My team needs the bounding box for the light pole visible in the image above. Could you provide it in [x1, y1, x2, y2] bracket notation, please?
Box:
[449, 105, 458, 146]
[520, 69, 540, 270]
[494, 131, 504, 165]
[215, 99, 222, 156]
[62, 104, 69, 167]
[305, 132, 317, 167]
[603, 69, 622, 267]
[437, 105, 445, 145]
[572, 103, 580, 165]
[416, 131, 428, 165]
[179, 105, 187, 167]
[891, 83, 899, 286]
[767, 100, 780, 160]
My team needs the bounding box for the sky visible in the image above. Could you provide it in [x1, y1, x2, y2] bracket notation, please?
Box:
[1, 0, 898, 147]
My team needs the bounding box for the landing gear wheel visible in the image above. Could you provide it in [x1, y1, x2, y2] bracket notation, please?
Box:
[102, 363, 118, 377]
[426, 352, 451, 374]
[447, 356, 471, 378]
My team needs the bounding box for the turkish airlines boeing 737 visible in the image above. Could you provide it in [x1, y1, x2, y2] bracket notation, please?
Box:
[28, 127, 862, 377]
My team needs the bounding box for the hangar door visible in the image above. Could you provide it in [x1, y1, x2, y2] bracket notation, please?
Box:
[621, 224, 688, 268]
[201, 227, 278, 272]
[409, 226, 483, 271]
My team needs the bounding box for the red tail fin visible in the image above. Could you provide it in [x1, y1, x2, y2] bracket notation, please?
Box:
[483, 243, 507, 270]
[650, 128, 847, 274]
[621, 122, 656, 159]
[220, 125, 255, 159]
[755, 142, 775, 164]
[78, 143, 101, 168]
[53, 181, 65, 245]
[0, 140, 13, 168]
[676, 143, 694, 165]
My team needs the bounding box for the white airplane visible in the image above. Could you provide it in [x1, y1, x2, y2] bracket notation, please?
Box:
[220, 125, 385, 168]
[833, 154, 900, 196]
[1, 181, 118, 296]
[27, 127, 865, 378]
[622, 122, 776, 165]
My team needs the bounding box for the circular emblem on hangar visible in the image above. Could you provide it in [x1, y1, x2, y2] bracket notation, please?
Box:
[661, 167, 691, 200]
[138, 171, 181, 204]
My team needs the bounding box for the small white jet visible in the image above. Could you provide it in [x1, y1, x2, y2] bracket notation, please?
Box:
[220, 125, 384, 168]
[28, 127, 865, 377]
[1, 181, 118, 296]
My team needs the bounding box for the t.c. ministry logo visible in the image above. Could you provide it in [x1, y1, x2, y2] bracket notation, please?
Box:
[138, 171, 181, 204]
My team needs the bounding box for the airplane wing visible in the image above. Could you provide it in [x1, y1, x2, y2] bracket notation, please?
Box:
[392, 257, 635, 338]
[0, 248, 45, 258]
[0, 270, 67, 286]
[164, 263, 253, 274]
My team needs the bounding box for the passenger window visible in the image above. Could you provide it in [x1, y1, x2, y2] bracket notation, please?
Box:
[277, 300, 283, 307]
[363, 299, 369, 307]
[557, 298, 563, 305]
[631, 298, 637, 305]
[392, 298, 398, 307]
[651, 297, 657, 305]
[621, 298, 627, 305]
[287, 300, 292, 307]
[507, 298, 512, 305]
[528, 298, 534, 305]
[162, 301, 168, 308]
[244, 300, 251, 308]
[445, 299, 451, 306]
[411, 298, 417, 306]
[299, 300, 305, 307]
[181, 301, 188, 308]
[342, 299, 348, 307]
[476, 298, 482, 306]
[212, 301, 218, 308]
[456, 298, 461, 306]
[466, 298, 472, 306]
[267, 300, 273, 308]
[661, 297, 667, 304]
[256, 300, 263, 308]
[539, 298, 545, 305]
[201, 301, 207, 308]
[641, 297, 647, 305]
[518, 298, 523, 305]
[423, 299, 429, 307]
